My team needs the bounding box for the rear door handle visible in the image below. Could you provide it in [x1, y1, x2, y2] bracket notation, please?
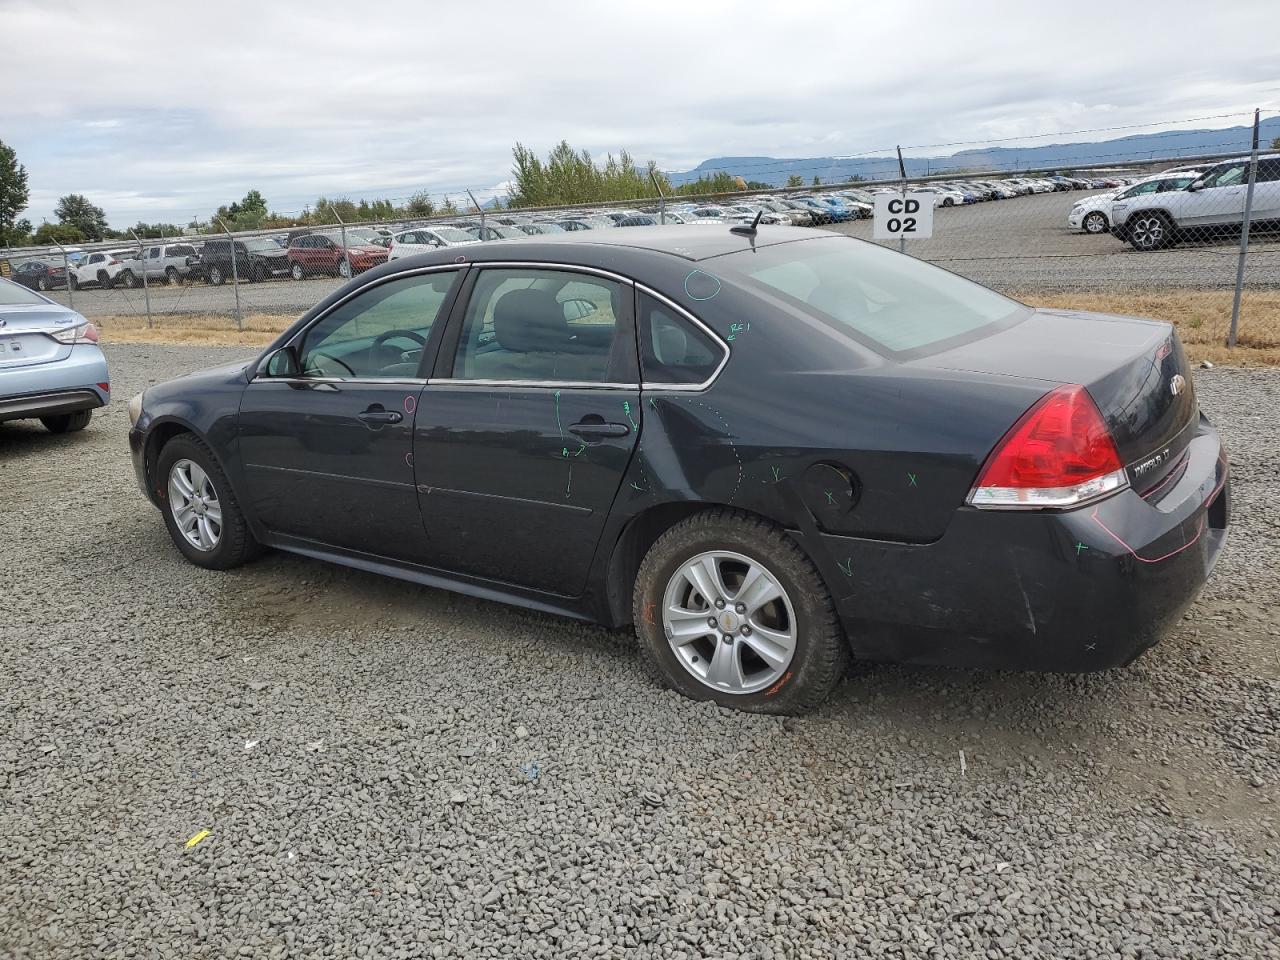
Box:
[569, 420, 630, 439]
[358, 407, 403, 425]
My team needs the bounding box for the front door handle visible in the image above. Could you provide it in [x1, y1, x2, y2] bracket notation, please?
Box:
[569, 420, 630, 440]
[357, 407, 403, 425]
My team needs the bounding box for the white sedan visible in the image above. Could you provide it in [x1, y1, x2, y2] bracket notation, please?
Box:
[387, 227, 481, 261]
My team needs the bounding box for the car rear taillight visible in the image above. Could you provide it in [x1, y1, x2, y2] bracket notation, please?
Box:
[108, 258, 121, 265]
[967, 384, 1128, 509]
[51, 322, 99, 345]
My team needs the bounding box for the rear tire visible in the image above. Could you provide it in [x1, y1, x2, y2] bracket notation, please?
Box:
[1128, 212, 1173, 251]
[156, 434, 259, 570]
[632, 509, 848, 715]
[121, 269, 138, 289]
[41, 410, 92, 433]
[165, 266, 180, 284]
[69, 276, 79, 291]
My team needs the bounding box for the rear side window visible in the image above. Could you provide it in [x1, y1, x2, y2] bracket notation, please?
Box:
[638, 292, 723, 385]
[717, 235, 1025, 357]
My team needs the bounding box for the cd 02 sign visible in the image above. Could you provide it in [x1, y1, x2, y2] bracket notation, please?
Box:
[872, 192, 935, 240]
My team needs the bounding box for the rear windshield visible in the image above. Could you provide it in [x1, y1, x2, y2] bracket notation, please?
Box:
[0, 279, 49, 306]
[715, 235, 1026, 356]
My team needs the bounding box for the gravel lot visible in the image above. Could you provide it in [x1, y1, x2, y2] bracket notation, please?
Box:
[2, 344, 1278, 958]
[33, 191, 1280, 323]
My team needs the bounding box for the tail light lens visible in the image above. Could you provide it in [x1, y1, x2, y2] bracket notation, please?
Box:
[968, 384, 1128, 509]
[51, 322, 99, 345]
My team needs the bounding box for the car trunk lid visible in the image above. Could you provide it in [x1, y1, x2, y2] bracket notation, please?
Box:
[0, 307, 77, 368]
[914, 308, 1197, 494]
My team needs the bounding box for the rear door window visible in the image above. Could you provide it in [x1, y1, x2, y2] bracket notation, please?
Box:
[449, 267, 633, 384]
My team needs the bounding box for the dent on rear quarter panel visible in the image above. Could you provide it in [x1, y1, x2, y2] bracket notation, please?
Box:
[606, 256, 1054, 621]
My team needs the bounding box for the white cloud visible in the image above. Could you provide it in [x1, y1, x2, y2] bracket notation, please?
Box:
[2, 0, 1279, 224]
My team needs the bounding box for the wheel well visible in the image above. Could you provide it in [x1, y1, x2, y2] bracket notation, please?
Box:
[603, 502, 786, 628]
[144, 423, 195, 498]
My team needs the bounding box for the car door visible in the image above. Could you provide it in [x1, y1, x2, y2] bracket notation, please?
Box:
[1182, 161, 1248, 226]
[413, 264, 640, 595]
[237, 267, 463, 560]
[1249, 157, 1280, 223]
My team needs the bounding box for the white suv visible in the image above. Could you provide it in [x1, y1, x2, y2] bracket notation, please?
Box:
[70, 249, 135, 290]
[1110, 154, 1280, 250]
[1068, 171, 1201, 235]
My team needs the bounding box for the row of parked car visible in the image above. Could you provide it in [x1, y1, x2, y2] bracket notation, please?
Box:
[6, 167, 1200, 289]
[1067, 154, 1280, 250]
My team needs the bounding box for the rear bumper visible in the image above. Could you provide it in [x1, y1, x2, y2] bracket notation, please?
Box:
[826, 414, 1229, 672]
[0, 346, 110, 422]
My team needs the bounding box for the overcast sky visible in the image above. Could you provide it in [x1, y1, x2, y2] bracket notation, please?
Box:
[3, 0, 1279, 226]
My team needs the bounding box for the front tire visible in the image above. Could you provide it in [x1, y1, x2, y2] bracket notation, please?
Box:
[156, 434, 258, 570]
[632, 510, 847, 715]
[337, 259, 352, 279]
[121, 269, 139, 289]
[208, 265, 225, 285]
[37, 276, 49, 291]
[41, 410, 92, 433]
[1083, 211, 1109, 234]
[290, 262, 305, 281]
[69, 275, 79, 291]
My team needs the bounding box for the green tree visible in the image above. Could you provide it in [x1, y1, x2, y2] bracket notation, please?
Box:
[55, 194, 110, 240]
[1271, 136, 1280, 150]
[406, 191, 435, 217]
[506, 141, 670, 208]
[439, 196, 459, 216]
[212, 189, 269, 230]
[812, 175, 821, 186]
[0, 140, 30, 246]
[129, 221, 182, 239]
[785, 174, 804, 189]
[33, 222, 84, 245]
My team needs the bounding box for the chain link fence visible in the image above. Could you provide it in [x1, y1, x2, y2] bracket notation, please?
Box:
[2, 112, 1276, 356]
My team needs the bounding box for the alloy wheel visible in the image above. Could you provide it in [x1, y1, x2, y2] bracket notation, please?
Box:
[1084, 212, 1107, 234]
[662, 550, 797, 695]
[168, 458, 222, 551]
[1131, 216, 1164, 250]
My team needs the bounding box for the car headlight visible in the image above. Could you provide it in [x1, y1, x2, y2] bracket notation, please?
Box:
[128, 391, 145, 427]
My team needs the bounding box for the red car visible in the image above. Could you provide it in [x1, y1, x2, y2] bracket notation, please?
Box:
[287, 233, 388, 280]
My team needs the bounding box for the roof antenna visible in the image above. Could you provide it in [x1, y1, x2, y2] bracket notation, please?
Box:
[730, 209, 763, 237]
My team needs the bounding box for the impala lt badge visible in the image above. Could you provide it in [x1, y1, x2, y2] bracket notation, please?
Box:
[1170, 374, 1186, 396]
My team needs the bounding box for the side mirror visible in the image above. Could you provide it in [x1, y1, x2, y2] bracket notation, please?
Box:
[1187, 182, 1202, 192]
[260, 345, 300, 378]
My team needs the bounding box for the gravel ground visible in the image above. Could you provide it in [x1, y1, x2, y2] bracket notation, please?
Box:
[33, 191, 1280, 323]
[2, 344, 1278, 958]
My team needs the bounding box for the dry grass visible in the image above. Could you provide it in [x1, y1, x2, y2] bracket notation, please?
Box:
[95, 290, 1280, 365]
[96, 313, 295, 347]
[1016, 289, 1280, 367]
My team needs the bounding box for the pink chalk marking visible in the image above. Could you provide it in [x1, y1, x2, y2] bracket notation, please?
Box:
[1089, 454, 1227, 564]
[404, 452, 414, 468]
[404, 395, 417, 414]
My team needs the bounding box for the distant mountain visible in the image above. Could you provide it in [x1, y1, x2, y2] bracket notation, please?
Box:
[665, 118, 1280, 187]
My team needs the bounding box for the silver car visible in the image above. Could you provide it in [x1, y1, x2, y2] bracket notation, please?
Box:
[0, 278, 109, 433]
